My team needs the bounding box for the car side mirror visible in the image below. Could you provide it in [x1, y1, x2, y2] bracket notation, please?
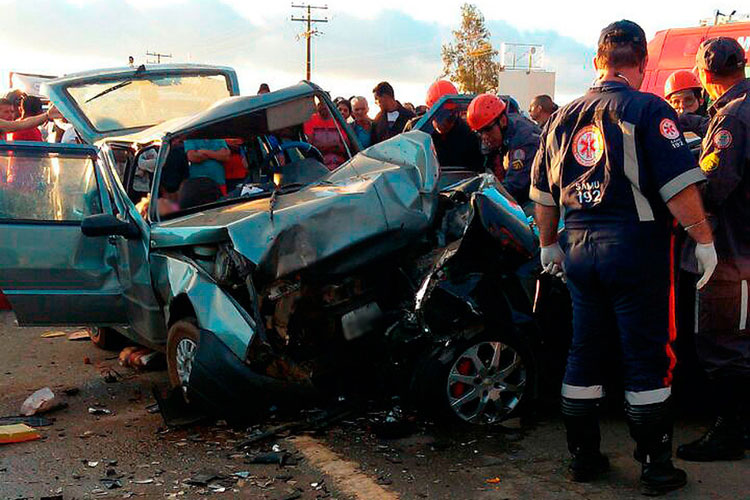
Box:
[81, 214, 140, 239]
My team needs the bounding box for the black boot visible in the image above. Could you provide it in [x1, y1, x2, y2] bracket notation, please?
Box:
[625, 397, 687, 496]
[562, 397, 609, 482]
[676, 415, 745, 461]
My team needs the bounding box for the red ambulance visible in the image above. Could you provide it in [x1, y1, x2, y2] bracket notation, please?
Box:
[643, 21, 750, 97]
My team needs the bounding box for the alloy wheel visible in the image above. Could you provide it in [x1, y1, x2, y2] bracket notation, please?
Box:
[175, 337, 198, 395]
[446, 340, 526, 424]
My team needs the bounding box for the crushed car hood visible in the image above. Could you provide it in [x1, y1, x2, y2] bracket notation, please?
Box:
[154, 131, 441, 281]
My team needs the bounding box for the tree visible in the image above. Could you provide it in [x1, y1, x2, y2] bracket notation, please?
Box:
[441, 3, 501, 94]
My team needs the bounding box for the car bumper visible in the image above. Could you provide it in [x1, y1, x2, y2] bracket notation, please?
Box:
[188, 329, 316, 415]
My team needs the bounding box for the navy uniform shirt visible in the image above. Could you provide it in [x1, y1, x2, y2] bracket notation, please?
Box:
[530, 80, 704, 229]
[691, 79, 750, 280]
[485, 113, 541, 205]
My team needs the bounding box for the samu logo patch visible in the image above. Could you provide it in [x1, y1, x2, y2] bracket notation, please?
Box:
[572, 125, 604, 167]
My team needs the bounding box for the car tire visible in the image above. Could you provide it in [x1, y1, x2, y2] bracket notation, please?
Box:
[412, 328, 535, 426]
[166, 319, 200, 402]
[89, 327, 128, 351]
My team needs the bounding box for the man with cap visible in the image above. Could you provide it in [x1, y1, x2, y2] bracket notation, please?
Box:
[676, 36, 750, 462]
[422, 79, 483, 172]
[530, 20, 718, 495]
[467, 93, 541, 208]
[664, 69, 709, 137]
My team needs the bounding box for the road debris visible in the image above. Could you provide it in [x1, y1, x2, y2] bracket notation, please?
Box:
[20, 387, 66, 416]
[485, 476, 501, 484]
[66, 329, 90, 341]
[100, 478, 122, 489]
[84, 460, 100, 468]
[0, 423, 41, 444]
[246, 451, 298, 466]
[40, 330, 67, 338]
[119, 346, 163, 370]
[0, 415, 52, 427]
[88, 406, 113, 416]
[185, 470, 223, 486]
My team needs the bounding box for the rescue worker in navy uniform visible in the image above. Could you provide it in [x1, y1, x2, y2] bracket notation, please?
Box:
[422, 79, 484, 172]
[676, 37, 750, 462]
[466, 93, 541, 207]
[530, 20, 718, 495]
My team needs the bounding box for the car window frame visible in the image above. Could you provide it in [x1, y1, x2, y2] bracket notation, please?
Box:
[0, 141, 110, 226]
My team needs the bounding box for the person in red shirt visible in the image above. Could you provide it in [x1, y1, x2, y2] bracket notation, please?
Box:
[8, 95, 44, 142]
[222, 138, 248, 191]
[303, 99, 348, 170]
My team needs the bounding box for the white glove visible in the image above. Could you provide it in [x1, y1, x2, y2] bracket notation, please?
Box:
[540, 242, 566, 280]
[695, 242, 718, 289]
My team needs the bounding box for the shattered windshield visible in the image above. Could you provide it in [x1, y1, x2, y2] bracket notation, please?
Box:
[66, 74, 231, 133]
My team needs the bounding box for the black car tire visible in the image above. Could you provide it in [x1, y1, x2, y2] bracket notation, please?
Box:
[89, 327, 128, 351]
[412, 328, 536, 426]
[166, 319, 200, 402]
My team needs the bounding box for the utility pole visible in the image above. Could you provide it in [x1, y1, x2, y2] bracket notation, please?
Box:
[291, 3, 328, 81]
[145, 51, 173, 64]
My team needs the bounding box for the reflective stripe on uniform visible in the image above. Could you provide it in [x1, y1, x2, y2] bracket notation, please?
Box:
[548, 130, 562, 188]
[561, 384, 604, 399]
[659, 167, 705, 202]
[625, 387, 671, 405]
[619, 121, 655, 222]
[664, 228, 678, 386]
[741, 280, 748, 330]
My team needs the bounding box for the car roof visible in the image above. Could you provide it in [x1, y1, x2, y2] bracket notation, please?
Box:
[50, 63, 237, 85]
[160, 81, 321, 139]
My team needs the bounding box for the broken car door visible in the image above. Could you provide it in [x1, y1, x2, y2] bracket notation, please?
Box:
[0, 142, 128, 325]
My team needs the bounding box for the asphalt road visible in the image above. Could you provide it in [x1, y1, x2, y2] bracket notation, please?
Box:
[0, 311, 747, 500]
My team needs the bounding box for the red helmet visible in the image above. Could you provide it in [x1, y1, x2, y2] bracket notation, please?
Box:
[426, 80, 458, 109]
[466, 93, 507, 131]
[664, 70, 701, 98]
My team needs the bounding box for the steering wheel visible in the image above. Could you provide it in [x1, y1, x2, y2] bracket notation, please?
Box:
[259, 140, 325, 173]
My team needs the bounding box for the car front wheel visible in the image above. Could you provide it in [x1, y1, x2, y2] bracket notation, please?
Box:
[166, 319, 200, 402]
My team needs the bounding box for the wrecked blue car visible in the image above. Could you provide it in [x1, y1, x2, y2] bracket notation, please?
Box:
[0, 66, 564, 425]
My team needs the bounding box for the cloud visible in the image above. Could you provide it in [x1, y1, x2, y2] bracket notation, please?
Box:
[0, 0, 597, 104]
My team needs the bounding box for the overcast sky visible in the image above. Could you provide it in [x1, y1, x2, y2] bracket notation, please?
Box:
[0, 0, 741, 106]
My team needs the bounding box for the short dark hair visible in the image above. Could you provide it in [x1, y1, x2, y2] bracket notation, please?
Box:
[596, 42, 647, 68]
[532, 94, 558, 113]
[334, 97, 352, 114]
[5, 89, 25, 106]
[22, 95, 44, 117]
[372, 81, 394, 98]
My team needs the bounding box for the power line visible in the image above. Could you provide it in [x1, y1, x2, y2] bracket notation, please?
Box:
[145, 51, 172, 64]
[291, 3, 328, 81]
